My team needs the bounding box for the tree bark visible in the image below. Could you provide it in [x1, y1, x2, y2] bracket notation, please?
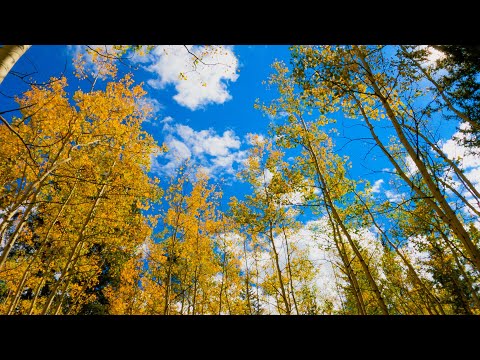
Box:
[0, 45, 31, 85]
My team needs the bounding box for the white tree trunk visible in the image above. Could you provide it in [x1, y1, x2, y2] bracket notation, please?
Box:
[0, 45, 31, 85]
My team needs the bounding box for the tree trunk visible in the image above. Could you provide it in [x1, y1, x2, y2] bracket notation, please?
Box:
[27, 278, 45, 315]
[0, 155, 72, 269]
[403, 123, 480, 204]
[218, 244, 228, 315]
[192, 266, 198, 315]
[0, 192, 38, 269]
[242, 237, 253, 315]
[268, 221, 291, 315]
[41, 180, 108, 315]
[331, 219, 367, 315]
[0, 45, 31, 85]
[296, 112, 389, 314]
[7, 181, 78, 314]
[437, 228, 480, 312]
[354, 189, 446, 315]
[355, 47, 480, 272]
[281, 227, 299, 314]
[163, 204, 182, 315]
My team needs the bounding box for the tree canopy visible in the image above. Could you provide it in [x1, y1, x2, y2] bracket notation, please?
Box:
[1, 45, 479, 315]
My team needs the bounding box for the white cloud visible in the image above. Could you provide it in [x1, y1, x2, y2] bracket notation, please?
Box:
[441, 126, 480, 170]
[196, 166, 213, 178]
[152, 136, 192, 175]
[465, 167, 480, 191]
[403, 235, 435, 283]
[142, 45, 239, 110]
[130, 49, 152, 64]
[230, 219, 335, 313]
[385, 189, 404, 203]
[439, 123, 480, 217]
[68, 45, 93, 72]
[152, 120, 247, 178]
[68, 46, 239, 111]
[280, 191, 305, 205]
[426, 46, 446, 65]
[160, 116, 173, 124]
[175, 125, 241, 157]
[410, 46, 446, 68]
[370, 179, 384, 194]
[211, 154, 241, 175]
[136, 238, 150, 260]
[405, 154, 419, 177]
[223, 216, 393, 314]
[167, 137, 192, 160]
[297, 218, 386, 312]
[245, 133, 266, 145]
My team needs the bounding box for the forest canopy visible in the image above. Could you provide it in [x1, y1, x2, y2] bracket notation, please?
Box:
[0, 45, 479, 315]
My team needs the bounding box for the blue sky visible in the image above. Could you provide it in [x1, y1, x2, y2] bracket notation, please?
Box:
[2, 45, 475, 227]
